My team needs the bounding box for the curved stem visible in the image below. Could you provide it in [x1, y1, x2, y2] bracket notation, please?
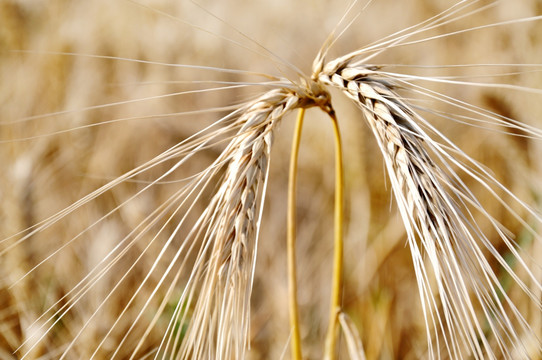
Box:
[287, 108, 305, 360]
[324, 111, 344, 360]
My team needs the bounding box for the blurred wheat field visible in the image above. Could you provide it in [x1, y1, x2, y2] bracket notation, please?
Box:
[1, 0, 542, 359]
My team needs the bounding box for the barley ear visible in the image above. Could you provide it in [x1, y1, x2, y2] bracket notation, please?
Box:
[178, 89, 301, 359]
[317, 61, 542, 358]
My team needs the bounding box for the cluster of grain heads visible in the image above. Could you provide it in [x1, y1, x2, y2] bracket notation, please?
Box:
[1, 0, 542, 359]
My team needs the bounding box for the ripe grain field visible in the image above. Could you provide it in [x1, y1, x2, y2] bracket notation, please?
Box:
[0, 0, 541, 359]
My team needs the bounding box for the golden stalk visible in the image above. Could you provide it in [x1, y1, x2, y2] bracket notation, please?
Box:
[287, 107, 306, 360]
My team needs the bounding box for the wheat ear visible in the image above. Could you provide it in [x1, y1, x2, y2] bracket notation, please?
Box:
[317, 61, 542, 359]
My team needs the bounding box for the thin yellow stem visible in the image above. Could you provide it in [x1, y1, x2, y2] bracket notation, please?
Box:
[324, 111, 344, 360]
[287, 108, 305, 360]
